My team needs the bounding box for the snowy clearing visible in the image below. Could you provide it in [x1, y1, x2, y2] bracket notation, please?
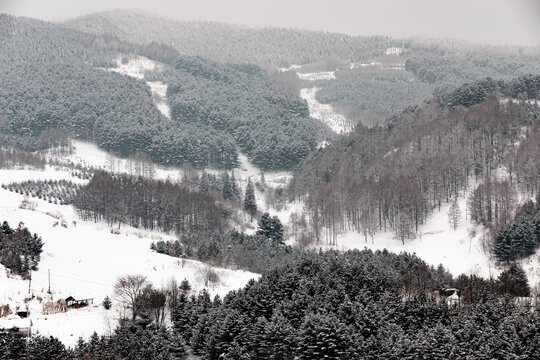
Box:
[326, 198, 495, 279]
[349, 61, 405, 70]
[310, 187, 539, 290]
[278, 64, 302, 72]
[296, 71, 336, 81]
[300, 87, 353, 134]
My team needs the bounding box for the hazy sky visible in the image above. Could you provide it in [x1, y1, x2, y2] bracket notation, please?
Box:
[2, 0, 539, 46]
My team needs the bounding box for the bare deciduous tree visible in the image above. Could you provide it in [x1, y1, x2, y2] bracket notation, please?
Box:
[113, 275, 148, 320]
[448, 200, 462, 230]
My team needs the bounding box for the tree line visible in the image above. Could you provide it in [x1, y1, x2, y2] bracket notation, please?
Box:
[0, 148, 45, 170]
[151, 212, 285, 274]
[73, 171, 225, 234]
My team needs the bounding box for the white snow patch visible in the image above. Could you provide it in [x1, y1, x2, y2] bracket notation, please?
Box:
[349, 61, 404, 71]
[147, 81, 170, 118]
[51, 140, 181, 183]
[499, 97, 540, 107]
[108, 56, 163, 80]
[278, 64, 302, 72]
[300, 87, 353, 134]
[297, 71, 336, 81]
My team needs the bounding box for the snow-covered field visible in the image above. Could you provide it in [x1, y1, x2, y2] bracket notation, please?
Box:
[56, 140, 293, 228]
[300, 87, 353, 133]
[278, 64, 302, 72]
[0, 145, 261, 347]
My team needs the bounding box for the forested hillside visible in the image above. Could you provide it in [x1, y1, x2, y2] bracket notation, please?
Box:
[0, 14, 328, 170]
[64, 10, 540, 129]
[160, 57, 330, 169]
[2, 249, 537, 359]
[290, 76, 540, 247]
[315, 43, 539, 125]
[64, 9, 386, 65]
[0, 15, 236, 168]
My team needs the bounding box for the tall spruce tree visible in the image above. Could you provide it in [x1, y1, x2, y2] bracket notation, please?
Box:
[244, 178, 257, 218]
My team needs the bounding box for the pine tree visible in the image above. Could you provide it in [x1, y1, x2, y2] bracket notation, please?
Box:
[102, 296, 112, 310]
[497, 264, 530, 297]
[0, 329, 26, 360]
[244, 178, 257, 218]
[26, 336, 67, 360]
[230, 172, 241, 201]
[257, 213, 284, 244]
[295, 313, 354, 359]
[222, 173, 232, 200]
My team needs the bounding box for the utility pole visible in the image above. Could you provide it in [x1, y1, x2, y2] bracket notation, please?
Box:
[47, 269, 51, 294]
[28, 270, 31, 294]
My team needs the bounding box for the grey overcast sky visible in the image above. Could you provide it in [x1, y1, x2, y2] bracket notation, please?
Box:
[1, 0, 539, 46]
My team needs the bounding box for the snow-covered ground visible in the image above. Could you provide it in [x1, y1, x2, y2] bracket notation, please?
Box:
[324, 198, 495, 279]
[0, 147, 260, 347]
[297, 71, 336, 81]
[300, 87, 353, 133]
[51, 140, 182, 182]
[308, 185, 539, 290]
[278, 64, 302, 72]
[105, 55, 171, 118]
[349, 61, 405, 71]
[54, 140, 293, 226]
[279, 64, 353, 134]
[499, 97, 540, 107]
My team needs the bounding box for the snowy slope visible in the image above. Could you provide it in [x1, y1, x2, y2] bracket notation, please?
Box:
[58, 140, 295, 230]
[308, 184, 539, 290]
[279, 64, 353, 134]
[326, 198, 495, 279]
[0, 158, 258, 346]
[300, 87, 353, 133]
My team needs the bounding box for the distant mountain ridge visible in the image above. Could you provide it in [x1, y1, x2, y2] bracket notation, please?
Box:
[63, 9, 388, 65]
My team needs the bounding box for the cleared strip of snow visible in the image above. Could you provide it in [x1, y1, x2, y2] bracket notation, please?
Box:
[300, 87, 353, 133]
[278, 64, 302, 72]
[104, 55, 171, 118]
[49, 140, 182, 183]
[297, 71, 336, 81]
[108, 55, 163, 80]
[499, 97, 540, 107]
[349, 61, 404, 70]
[147, 80, 171, 118]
